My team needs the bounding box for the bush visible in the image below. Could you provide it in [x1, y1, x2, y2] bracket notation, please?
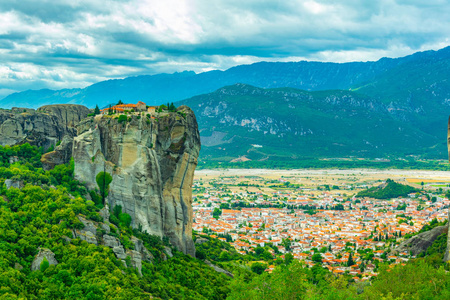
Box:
[118, 115, 127, 123]
[250, 262, 267, 275]
[40, 257, 50, 272]
[111, 205, 133, 229]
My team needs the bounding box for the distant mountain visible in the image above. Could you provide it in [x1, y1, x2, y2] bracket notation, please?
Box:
[2, 47, 449, 109]
[352, 47, 450, 136]
[177, 84, 443, 161]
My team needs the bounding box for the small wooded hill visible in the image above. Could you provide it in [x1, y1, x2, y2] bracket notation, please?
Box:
[356, 179, 419, 199]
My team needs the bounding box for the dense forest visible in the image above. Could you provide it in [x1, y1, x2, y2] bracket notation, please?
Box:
[1, 144, 450, 299]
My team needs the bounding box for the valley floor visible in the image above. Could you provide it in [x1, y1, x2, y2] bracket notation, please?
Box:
[193, 168, 450, 279]
[195, 168, 450, 180]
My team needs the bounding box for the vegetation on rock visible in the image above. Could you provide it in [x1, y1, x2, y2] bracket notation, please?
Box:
[95, 171, 112, 203]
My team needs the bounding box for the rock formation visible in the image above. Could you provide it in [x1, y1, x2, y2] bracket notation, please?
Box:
[5, 179, 24, 190]
[41, 135, 74, 170]
[31, 248, 58, 271]
[71, 213, 155, 275]
[73, 106, 200, 256]
[205, 260, 234, 278]
[392, 225, 447, 257]
[37, 104, 90, 128]
[0, 105, 89, 150]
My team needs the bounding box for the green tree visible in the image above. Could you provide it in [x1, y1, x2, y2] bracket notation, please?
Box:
[46, 144, 54, 153]
[118, 115, 127, 123]
[312, 253, 322, 263]
[96, 171, 113, 203]
[219, 251, 231, 261]
[250, 262, 267, 275]
[359, 261, 365, 272]
[212, 208, 222, 219]
[94, 104, 100, 115]
[282, 238, 292, 252]
[347, 252, 354, 266]
[285, 253, 294, 265]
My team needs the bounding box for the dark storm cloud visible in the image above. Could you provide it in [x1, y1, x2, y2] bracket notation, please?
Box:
[0, 0, 449, 99]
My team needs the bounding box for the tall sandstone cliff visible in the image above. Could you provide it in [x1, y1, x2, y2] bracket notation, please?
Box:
[73, 106, 200, 256]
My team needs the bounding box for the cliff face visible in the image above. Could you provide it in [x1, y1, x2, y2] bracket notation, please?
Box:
[37, 104, 91, 128]
[72, 106, 200, 256]
[0, 105, 89, 149]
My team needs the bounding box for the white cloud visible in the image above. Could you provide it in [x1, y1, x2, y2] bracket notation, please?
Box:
[0, 0, 449, 97]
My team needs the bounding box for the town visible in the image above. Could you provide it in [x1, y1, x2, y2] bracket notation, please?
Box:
[192, 169, 450, 280]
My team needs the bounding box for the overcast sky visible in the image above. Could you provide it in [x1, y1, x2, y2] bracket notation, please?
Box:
[0, 0, 449, 98]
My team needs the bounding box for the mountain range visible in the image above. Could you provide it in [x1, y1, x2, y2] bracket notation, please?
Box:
[1, 47, 448, 110]
[1, 46, 449, 162]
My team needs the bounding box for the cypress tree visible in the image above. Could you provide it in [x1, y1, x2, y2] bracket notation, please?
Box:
[347, 252, 354, 266]
[94, 104, 100, 115]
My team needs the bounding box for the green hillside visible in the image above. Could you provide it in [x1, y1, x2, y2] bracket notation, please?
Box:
[179, 84, 443, 163]
[0, 145, 231, 299]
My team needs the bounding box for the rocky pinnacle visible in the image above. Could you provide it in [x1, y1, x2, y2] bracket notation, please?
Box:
[73, 106, 200, 256]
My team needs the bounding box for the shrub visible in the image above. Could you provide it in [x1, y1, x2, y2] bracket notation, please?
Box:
[251, 262, 267, 274]
[118, 115, 127, 123]
[40, 257, 50, 272]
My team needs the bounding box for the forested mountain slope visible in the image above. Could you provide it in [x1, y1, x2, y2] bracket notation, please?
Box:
[178, 84, 443, 162]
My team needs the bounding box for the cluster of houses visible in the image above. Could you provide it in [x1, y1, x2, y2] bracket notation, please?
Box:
[192, 177, 449, 279]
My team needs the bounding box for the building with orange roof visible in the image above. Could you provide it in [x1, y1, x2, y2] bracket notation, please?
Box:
[101, 101, 149, 114]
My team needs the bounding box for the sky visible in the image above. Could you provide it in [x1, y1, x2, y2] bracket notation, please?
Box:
[0, 0, 449, 99]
